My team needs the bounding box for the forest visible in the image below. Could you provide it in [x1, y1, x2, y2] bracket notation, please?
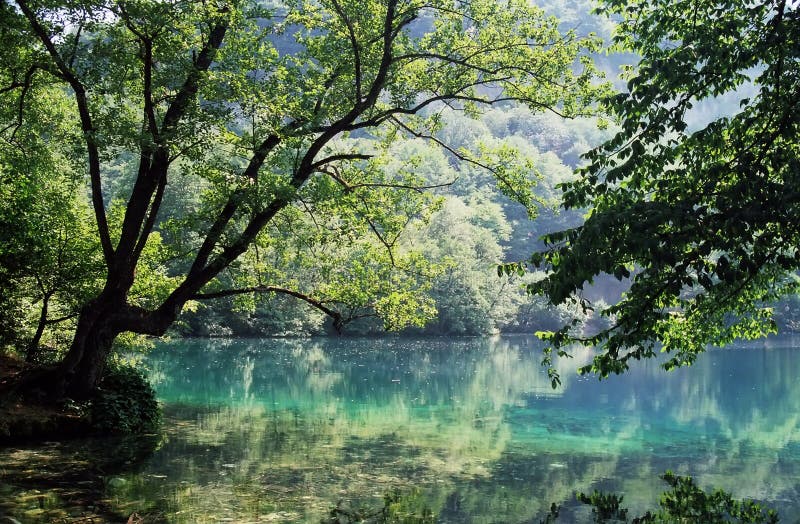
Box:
[3, 0, 798, 372]
[0, 0, 614, 393]
[1, 0, 798, 521]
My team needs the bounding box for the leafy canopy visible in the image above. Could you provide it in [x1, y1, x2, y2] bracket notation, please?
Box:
[521, 0, 800, 383]
[2, 0, 607, 343]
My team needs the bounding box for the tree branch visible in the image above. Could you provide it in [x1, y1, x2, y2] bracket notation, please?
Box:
[15, 0, 114, 265]
[114, 7, 231, 271]
[389, 115, 536, 207]
[330, 0, 362, 101]
[160, 0, 403, 314]
[319, 166, 454, 193]
[161, 7, 230, 133]
[192, 285, 345, 331]
[188, 132, 282, 276]
[45, 312, 80, 325]
[0, 65, 37, 139]
[309, 153, 372, 172]
[132, 169, 168, 261]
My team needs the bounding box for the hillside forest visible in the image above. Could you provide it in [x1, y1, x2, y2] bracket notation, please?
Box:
[2, 0, 799, 375]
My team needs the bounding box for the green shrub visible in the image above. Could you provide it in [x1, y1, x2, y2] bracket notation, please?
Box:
[577, 491, 628, 522]
[578, 472, 779, 524]
[90, 364, 161, 434]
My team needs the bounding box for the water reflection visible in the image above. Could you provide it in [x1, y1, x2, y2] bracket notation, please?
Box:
[0, 435, 161, 522]
[1, 336, 799, 522]
[138, 337, 584, 522]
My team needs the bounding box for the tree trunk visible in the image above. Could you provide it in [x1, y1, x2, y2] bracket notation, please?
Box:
[26, 291, 52, 363]
[56, 298, 121, 399]
[55, 286, 181, 399]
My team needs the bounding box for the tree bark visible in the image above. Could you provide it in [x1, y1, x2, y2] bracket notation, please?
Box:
[55, 275, 185, 398]
[26, 291, 51, 363]
[56, 297, 120, 398]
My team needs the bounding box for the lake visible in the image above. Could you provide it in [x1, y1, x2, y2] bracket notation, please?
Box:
[1, 335, 799, 522]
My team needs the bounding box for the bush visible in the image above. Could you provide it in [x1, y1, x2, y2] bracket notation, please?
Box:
[577, 472, 779, 524]
[90, 364, 161, 434]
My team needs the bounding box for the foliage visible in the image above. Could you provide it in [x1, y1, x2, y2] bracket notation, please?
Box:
[0, 83, 103, 360]
[405, 196, 515, 335]
[320, 472, 779, 524]
[525, 0, 800, 383]
[577, 491, 628, 522]
[1, 0, 608, 393]
[89, 364, 161, 434]
[577, 472, 779, 524]
[173, 117, 599, 337]
[178, 292, 328, 337]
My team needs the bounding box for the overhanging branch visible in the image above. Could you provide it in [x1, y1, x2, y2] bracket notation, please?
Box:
[192, 285, 344, 331]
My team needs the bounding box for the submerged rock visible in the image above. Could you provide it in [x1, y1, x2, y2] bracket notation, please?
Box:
[108, 477, 128, 489]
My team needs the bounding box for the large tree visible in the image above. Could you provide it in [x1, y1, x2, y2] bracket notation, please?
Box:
[0, 59, 105, 361]
[1, 0, 604, 396]
[524, 0, 800, 384]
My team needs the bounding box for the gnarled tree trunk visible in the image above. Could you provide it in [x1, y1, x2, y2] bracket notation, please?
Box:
[55, 269, 194, 398]
[58, 298, 120, 398]
[56, 287, 175, 398]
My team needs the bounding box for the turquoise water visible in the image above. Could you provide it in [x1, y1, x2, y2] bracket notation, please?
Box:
[2, 335, 800, 522]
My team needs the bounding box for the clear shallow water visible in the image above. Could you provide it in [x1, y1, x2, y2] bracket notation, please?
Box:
[2, 335, 800, 522]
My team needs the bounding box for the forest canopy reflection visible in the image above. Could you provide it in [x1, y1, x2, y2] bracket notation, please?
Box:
[5, 336, 795, 522]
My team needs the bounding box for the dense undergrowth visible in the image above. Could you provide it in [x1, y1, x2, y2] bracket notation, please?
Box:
[0, 356, 160, 442]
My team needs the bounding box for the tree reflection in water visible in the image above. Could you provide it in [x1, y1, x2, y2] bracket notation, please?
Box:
[1, 336, 798, 522]
[0, 435, 160, 522]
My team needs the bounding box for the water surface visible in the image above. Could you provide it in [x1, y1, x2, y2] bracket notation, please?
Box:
[2, 336, 799, 522]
